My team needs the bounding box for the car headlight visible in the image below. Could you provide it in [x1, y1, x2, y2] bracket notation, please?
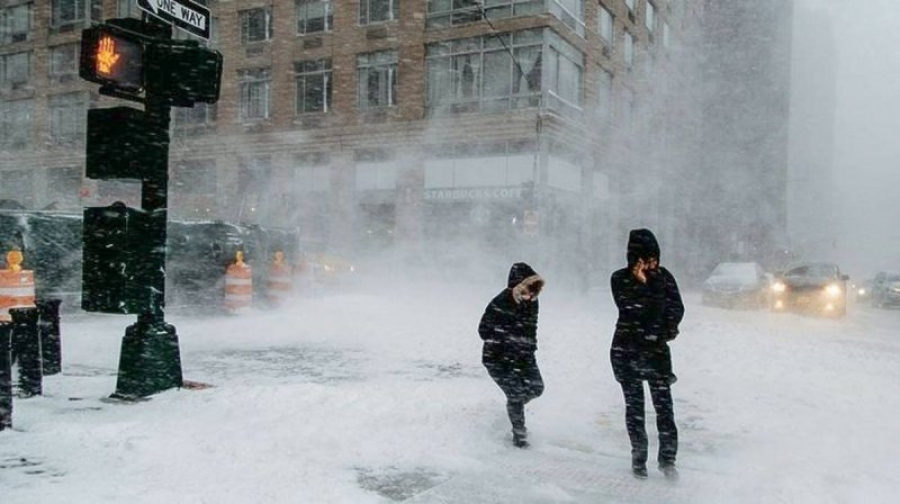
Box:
[773, 281, 786, 293]
[825, 284, 842, 297]
[858, 288, 867, 296]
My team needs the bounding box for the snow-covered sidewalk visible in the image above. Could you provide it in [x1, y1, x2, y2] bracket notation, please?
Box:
[2, 282, 899, 503]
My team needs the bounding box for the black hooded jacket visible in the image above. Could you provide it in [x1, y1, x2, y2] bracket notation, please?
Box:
[479, 263, 542, 365]
[610, 229, 684, 382]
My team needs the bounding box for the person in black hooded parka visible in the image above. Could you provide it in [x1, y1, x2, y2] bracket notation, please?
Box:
[479, 262, 545, 448]
[610, 229, 684, 479]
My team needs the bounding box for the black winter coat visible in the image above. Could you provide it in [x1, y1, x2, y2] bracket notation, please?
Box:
[610, 266, 684, 383]
[479, 289, 539, 367]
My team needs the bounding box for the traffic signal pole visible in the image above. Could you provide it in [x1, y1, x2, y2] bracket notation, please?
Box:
[78, 14, 221, 399]
[109, 20, 181, 400]
[110, 89, 184, 400]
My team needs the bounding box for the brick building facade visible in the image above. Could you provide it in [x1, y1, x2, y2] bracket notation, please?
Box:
[0, 0, 729, 285]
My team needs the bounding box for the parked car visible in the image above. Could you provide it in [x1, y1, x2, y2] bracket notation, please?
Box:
[852, 278, 874, 304]
[772, 262, 849, 317]
[702, 262, 772, 309]
[871, 272, 900, 308]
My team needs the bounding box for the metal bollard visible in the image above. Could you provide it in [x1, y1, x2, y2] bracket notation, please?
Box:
[10, 307, 41, 397]
[0, 322, 12, 430]
[37, 299, 62, 375]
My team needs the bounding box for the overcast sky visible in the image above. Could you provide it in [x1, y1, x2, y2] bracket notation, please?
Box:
[818, 0, 900, 277]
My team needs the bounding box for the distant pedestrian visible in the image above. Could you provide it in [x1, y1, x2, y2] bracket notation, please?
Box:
[479, 262, 545, 448]
[610, 229, 684, 479]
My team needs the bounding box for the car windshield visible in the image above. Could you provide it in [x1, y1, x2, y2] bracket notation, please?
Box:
[710, 263, 758, 281]
[785, 264, 838, 278]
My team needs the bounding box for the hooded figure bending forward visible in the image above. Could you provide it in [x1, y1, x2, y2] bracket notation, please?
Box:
[479, 262, 545, 448]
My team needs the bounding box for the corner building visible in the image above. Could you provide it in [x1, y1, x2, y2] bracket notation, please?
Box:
[0, 0, 707, 285]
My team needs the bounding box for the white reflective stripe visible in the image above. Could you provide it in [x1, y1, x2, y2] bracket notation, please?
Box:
[0, 287, 36, 297]
[225, 278, 252, 286]
[269, 274, 292, 281]
[224, 294, 252, 301]
[267, 290, 291, 298]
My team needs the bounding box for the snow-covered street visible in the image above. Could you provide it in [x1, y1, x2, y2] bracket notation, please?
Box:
[2, 279, 899, 503]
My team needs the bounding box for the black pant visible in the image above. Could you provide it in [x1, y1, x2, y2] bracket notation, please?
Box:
[619, 379, 677, 467]
[484, 354, 544, 435]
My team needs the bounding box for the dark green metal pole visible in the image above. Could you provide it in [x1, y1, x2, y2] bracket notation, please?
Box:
[112, 18, 182, 399]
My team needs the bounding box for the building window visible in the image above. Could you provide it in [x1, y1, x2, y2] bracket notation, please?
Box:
[46, 166, 82, 210]
[426, 29, 542, 115]
[295, 59, 332, 114]
[173, 160, 216, 195]
[0, 98, 32, 150]
[598, 3, 613, 45]
[172, 103, 217, 136]
[596, 68, 612, 122]
[293, 152, 331, 192]
[550, 0, 585, 37]
[358, 50, 397, 109]
[359, 0, 399, 25]
[173, 159, 217, 217]
[116, 0, 141, 18]
[240, 7, 273, 44]
[49, 43, 79, 79]
[0, 170, 33, 208]
[426, 0, 543, 28]
[297, 0, 332, 34]
[0, 2, 33, 44]
[0, 50, 31, 89]
[49, 92, 88, 145]
[51, 0, 100, 32]
[239, 68, 271, 121]
[546, 32, 584, 115]
[624, 30, 634, 67]
[646, 1, 655, 33]
[237, 155, 272, 222]
[620, 86, 634, 132]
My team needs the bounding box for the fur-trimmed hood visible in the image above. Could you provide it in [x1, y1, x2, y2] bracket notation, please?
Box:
[507, 262, 544, 302]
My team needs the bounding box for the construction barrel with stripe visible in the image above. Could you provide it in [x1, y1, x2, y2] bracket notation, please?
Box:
[266, 251, 293, 306]
[224, 251, 252, 313]
[0, 250, 36, 322]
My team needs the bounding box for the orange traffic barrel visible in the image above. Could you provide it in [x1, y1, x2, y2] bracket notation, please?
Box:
[224, 251, 252, 312]
[0, 250, 36, 322]
[266, 251, 293, 306]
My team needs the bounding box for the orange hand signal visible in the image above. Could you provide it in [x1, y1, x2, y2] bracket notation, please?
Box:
[97, 35, 120, 75]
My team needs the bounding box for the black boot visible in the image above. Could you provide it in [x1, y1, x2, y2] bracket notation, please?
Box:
[632, 449, 648, 479]
[508, 400, 528, 448]
[512, 429, 529, 448]
[632, 465, 648, 479]
[659, 462, 679, 480]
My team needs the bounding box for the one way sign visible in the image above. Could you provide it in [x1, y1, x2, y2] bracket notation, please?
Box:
[137, 0, 211, 40]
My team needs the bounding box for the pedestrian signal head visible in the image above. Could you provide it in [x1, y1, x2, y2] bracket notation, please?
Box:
[80, 24, 145, 92]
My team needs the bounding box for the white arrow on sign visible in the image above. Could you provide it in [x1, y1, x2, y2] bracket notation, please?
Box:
[136, 0, 211, 40]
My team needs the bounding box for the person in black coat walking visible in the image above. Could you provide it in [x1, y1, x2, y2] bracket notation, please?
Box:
[479, 262, 545, 448]
[610, 229, 684, 479]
